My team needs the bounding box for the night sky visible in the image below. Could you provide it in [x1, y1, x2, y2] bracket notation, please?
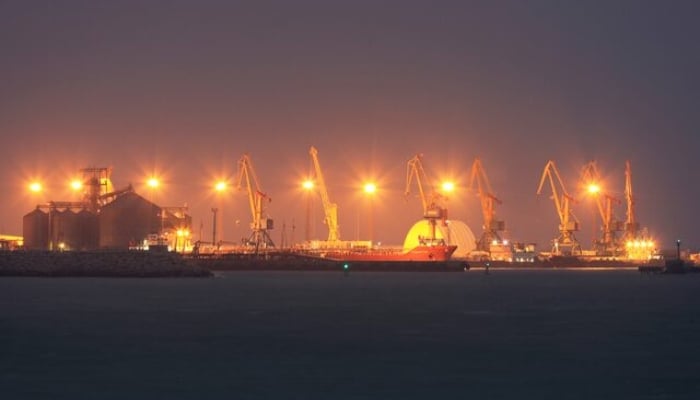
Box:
[2, 1, 699, 251]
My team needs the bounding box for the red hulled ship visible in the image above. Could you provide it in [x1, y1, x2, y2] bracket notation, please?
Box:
[323, 240, 458, 262]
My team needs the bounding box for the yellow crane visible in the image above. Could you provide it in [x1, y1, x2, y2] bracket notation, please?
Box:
[405, 154, 447, 243]
[580, 161, 622, 256]
[236, 153, 275, 251]
[469, 158, 505, 252]
[536, 160, 581, 256]
[309, 146, 340, 242]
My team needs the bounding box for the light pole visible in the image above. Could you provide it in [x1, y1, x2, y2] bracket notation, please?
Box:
[27, 181, 49, 249]
[587, 183, 600, 252]
[363, 182, 376, 245]
[214, 180, 227, 247]
[147, 177, 164, 238]
[70, 179, 83, 196]
[441, 181, 455, 245]
[302, 179, 314, 242]
[441, 181, 455, 194]
[29, 181, 42, 194]
[147, 177, 160, 194]
[211, 208, 219, 247]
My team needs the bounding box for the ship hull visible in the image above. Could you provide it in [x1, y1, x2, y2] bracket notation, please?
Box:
[324, 245, 458, 262]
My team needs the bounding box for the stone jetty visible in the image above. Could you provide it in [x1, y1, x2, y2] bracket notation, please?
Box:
[0, 251, 212, 277]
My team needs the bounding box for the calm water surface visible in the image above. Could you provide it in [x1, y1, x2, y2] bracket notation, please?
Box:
[1, 270, 699, 399]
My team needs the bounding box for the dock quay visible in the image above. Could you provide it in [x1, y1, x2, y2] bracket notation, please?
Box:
[638, 259, 699, 274]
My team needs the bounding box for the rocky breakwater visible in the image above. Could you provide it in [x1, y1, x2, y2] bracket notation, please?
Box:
[0, 251, 212, 277]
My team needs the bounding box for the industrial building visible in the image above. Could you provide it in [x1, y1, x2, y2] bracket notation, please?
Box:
[22, 167, 192, 251]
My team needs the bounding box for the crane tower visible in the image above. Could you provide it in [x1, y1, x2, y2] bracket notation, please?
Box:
[236, 153, 275, 251]
[469, 158, 506, 252]
[308, 146, 341, 242]
[405, 154, 447, 244]
[536, 160, 581, 256]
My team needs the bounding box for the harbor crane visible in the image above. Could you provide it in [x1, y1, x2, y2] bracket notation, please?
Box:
[469, 158, 506, 252]
[405, 154, 447, 243]
[536, 160, 581, 256]
[309, 146, 340, 242]
[236, 153, 275, 251]
[580, 161, 622, 256]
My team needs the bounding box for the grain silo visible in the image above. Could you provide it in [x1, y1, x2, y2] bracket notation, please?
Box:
[77, 208, 99, 250]
[99, 191, 161, 249]
[52, 209, 79, 250]
[22, 208, 48, 250]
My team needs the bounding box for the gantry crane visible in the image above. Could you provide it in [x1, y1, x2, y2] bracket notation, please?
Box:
[580, 161, 622, 256]
[536, 160, 581, 256]
[309, 146, 340, 242]
[405, 154, 447, 243]
[236, 153, 275, 251]
[469, 158, 505, 252]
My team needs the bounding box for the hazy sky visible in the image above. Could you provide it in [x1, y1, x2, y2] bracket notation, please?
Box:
[2, 0, 699, 250]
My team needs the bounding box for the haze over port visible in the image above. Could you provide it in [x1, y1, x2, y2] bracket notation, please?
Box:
[2, 1, 699, 250]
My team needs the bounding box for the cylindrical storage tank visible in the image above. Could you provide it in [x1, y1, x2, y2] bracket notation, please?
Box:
[52, 209, 81, 250]
[99, 192, 161, 249]
[22, 209, 48, 250]
[77, 209, 98, 250]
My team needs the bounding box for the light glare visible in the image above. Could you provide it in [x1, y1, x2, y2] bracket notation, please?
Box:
[29, 182, 42, 193]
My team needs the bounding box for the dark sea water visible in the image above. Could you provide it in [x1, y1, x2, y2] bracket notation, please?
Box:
[1, 269, 699, 400]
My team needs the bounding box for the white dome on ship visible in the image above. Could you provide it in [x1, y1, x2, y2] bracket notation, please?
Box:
[402, 219, 476, 258]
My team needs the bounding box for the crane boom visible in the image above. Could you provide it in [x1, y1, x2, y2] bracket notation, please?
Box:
[469, 158, 505, 251]
[309, 146, 340, 242]
[405, 154, 445, 220]
[536, 160, 581, 255]
[237, 154, 262, 222]
[405, 154, 431, 215]
[236, 153, 275, 250]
